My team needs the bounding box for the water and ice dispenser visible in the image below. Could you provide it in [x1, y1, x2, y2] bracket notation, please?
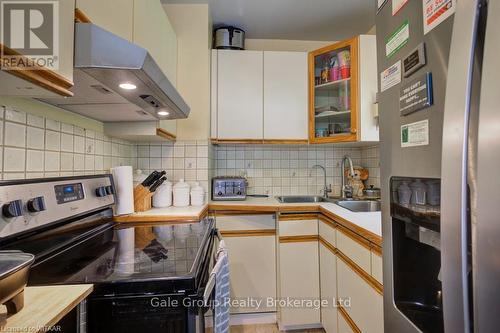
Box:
[390, 177, 443, 333]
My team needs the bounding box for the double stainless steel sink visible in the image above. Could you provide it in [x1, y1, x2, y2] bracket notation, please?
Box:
[276, 195, 381, 212]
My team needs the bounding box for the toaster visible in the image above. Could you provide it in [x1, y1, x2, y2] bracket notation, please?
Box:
[212, 177, 247, 201]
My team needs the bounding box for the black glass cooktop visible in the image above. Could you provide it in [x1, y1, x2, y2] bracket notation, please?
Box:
[24, 218, 213, 288]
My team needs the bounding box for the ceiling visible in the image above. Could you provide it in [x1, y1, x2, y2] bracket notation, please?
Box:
[161, 0, 375, 41]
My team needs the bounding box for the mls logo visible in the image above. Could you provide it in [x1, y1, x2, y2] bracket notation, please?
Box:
[0, 0, 59, 70]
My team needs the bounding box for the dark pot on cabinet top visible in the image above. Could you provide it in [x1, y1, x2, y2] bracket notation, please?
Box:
[0, 251, 35, 314]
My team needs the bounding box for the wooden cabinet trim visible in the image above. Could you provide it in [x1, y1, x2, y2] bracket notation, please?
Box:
[211, 138, 309, 145]
[220, 229, 276, 237]
[320, 207, 382, 246]
[0, 45, 74, 97]
[279, 213, 319, 221]
[319, 236, 336, 255]
[336, 249, 383, 295]
[74, 8, 92, 23]
[308, 37, 360, 144]
[319, 215, 336, 229]
[279, 235, 319, 243]
[338, 303, 362, 333]
[156, 128, 177, 141]
[211, 209, 277, 215]
[337, 223, 371, 251]
[371, 244, 383, 256]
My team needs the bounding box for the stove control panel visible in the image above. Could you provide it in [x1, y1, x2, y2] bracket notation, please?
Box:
[55, 183, 85, 204]
[0, 175, 115, 239]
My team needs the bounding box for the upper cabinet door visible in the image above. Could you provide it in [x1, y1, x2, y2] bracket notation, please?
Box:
[309, 35, 378, 144]
[75, 0, 134, 41]
[309, 37, 359, 143]
[217, 50, 264, 140]
[264, 52, 308, 141]
[133, 0, 177, 83]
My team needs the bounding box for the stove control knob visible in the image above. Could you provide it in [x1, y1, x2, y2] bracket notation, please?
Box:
[105, 185, 114, 195]
[95, 186, 107, 197]
[2, 200, 23, 218]
[27, 196, 46, 213]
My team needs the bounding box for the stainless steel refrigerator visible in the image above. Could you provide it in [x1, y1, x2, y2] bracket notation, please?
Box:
[376, 0, 499, 332]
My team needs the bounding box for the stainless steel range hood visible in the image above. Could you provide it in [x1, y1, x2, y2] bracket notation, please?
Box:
[39, 23, 190, 122]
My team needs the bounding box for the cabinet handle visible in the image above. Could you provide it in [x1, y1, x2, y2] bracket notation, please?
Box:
[350, 128, 358, 134]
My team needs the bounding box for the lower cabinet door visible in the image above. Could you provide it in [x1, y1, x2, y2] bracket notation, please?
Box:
[279, 241, 321, 328]
[222, 235, 277, 313]
[320, 243, 338, 333]
[337, 309, 356, 333]
[337, 259, 384, 333]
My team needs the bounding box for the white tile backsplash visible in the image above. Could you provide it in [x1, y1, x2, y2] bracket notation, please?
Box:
[0, 106, 137, 180]
[4, 122, 26, 147]
[213, 144, 379, 196]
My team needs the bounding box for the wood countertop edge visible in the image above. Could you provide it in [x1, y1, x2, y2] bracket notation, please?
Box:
[44, 285, 93, 329]
[111, 203, 381, 247]
[1, 284, 93, 332]
[319, 207, 382, 247]
[113, 205, 209, 223]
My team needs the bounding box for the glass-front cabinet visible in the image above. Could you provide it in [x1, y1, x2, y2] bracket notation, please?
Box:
[309, 37, 362, 143]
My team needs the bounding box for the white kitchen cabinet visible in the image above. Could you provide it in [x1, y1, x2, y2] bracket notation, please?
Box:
[371, 250, 383, 284]
[278, 216, 320, 329]
[279, 241, 321, 329]
[211, 50, 309, 143]
[0, 0, 75, 97]
[216, 50, 264, 140]
[76, 0, 134, 41]
[337, 310, 356, 333]
[263, 52, 308, 140]
[320, 242, 338, 333]
[133, 0, 177, 83]
[337, 259, 384, 333]
[336, 227, 371, 274]
[216, 214, 276, 314]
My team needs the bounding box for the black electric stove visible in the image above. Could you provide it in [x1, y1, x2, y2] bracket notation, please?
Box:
[0, 175, 216, 333]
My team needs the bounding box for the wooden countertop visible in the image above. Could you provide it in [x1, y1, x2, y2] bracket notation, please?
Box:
[114, 204, 209, 223]
[0, 284, 93, 333]
[112, 197, 382, 247]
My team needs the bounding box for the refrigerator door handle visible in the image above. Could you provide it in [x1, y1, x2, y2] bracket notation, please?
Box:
[441, 0, 481, 332]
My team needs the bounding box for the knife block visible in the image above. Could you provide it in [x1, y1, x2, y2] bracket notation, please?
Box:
[133, 185, 153, 212]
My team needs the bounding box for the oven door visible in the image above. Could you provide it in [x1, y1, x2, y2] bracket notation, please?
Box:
[87, 226, 219, 333]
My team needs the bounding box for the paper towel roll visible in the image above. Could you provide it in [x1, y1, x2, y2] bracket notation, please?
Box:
[111, 166, 134, 215]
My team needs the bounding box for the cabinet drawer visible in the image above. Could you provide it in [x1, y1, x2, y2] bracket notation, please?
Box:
[337, 259, 384, 333]
[371, 251, 383, 284]
[319, 219, 336, 247]
[336, 227, 371, 274]
[279, 219, 318, 236]
[216, 214, 275, 231]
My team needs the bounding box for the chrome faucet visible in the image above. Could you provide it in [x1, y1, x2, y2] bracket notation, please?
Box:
[312, 164, 332, 198]
[341, 155, 355, 199]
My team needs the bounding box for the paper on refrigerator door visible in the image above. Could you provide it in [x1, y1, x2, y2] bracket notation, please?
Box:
[381, 60, 402, 92]
[423, 0, 456, 34]
[401, 119, 429, 147]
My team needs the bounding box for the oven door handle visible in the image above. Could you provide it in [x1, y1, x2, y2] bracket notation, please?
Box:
[203, 273, 216, 303]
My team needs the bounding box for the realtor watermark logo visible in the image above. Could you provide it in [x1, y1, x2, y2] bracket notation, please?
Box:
[0, 0, 59, 70]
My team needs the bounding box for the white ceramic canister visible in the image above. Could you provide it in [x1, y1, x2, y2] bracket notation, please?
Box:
[190, 182, 205, 206]
[173, 179, 190, 207]
[152, 180, 173, 208]
[133, 169, 147, 187]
